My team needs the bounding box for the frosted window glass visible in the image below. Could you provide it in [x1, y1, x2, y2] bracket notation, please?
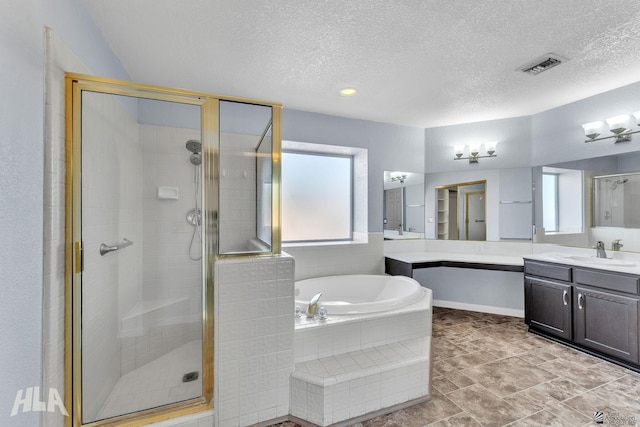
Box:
[282, 152, 352, 241]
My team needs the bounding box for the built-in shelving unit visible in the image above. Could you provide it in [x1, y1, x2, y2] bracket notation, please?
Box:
[437, 188, 449, 239]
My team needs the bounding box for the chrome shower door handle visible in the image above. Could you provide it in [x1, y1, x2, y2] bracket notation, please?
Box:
[562, 290, 568, 306]
[99, 238, 133, 256]
[100, 243, 118, 256]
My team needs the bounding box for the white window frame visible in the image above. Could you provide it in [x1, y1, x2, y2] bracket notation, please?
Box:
[281, 140, 368, 246]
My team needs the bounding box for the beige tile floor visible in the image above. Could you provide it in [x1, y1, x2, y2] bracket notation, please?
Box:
[280, 307, 640, 427]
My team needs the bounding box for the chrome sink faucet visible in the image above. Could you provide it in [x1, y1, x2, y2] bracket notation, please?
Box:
[594, 241, 607, 258]
[612, 239, 624, 251]
[306, 292, 322, 318]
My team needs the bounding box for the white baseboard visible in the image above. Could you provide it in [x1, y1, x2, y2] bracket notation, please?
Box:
[433, 299, 524, 318]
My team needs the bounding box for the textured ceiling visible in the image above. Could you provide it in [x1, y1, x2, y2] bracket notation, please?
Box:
[81, 0, 640, 128]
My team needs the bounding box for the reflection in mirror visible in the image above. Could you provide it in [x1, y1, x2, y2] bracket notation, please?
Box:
[383, 171, 425, 240]
[593, 172, 640, 228]
[435, 181, 486, 241]
[533, 151, 640, 252]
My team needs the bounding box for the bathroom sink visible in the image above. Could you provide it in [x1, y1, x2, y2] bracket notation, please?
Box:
[560, 255, 636, 267]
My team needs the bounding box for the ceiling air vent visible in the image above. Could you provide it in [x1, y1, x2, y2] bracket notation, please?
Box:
[519, 53, 568, 76]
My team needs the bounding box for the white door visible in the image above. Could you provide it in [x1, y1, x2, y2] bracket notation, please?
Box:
[466, 191, 486, 240]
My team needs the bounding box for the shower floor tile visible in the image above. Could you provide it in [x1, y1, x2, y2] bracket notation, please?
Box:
[96, 339, 202, 421]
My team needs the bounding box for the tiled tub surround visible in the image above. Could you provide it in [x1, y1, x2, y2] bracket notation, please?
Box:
[278, 307, 640, 427]
[214, 254, 296, 427]
[290, 287, 433, 426]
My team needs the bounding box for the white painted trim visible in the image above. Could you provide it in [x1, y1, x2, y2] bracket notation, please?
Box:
[433, 299, 524, 318]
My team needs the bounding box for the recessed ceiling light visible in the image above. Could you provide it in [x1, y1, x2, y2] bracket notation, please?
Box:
[339, 87, 357, 97]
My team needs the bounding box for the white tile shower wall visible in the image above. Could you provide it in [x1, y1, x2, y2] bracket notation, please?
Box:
[128, 123, 203, 374]
[214, 255, 295, 427]
[219, 132, 262, 253]
[80, 87, 143, 420]
[285, 233, 384, 281]
[43, 29, 92, 427]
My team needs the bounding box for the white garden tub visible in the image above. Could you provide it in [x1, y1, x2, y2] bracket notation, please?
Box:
[295, 274, 423, 315]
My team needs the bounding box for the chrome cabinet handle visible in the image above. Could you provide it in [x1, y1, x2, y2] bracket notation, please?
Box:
[562, 290, 568, 306]
[577, 293, 584, 310]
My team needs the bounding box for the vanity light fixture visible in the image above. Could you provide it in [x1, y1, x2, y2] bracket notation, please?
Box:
[454, 141, 497, 164]
[583, 112, 640, 143]
[390, 174, 407, 183]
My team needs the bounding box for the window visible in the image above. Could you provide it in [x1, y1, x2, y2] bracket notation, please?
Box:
[542, 173, 559, 232]
[282, 151, 353, 242]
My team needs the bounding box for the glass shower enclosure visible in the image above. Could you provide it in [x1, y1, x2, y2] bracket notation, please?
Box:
[65, 74, 281, 426]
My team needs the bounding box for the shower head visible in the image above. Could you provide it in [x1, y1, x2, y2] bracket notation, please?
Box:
[185, 139, 201, 153]
[190, 153, 201, 166]
[610, 178, 629, 190]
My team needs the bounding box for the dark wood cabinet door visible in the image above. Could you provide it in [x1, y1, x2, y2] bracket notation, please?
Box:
[525, 277, 572, 340]
[574, 286, 639, 364]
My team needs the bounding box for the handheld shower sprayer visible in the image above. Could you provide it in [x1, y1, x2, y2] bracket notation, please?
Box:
[185, 139, 202, 260]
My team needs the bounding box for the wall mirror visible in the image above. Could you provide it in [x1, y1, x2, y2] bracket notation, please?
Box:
[435, 181, 486, 241]
[592, 172, 640, 228]
[533, 151, 640, 251]
[383, 171, 425, 239]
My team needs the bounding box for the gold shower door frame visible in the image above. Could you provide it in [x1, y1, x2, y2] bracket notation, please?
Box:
[64, 73, 282, 427]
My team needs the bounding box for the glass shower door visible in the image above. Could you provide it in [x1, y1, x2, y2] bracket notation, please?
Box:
[79, 90, 205, 424]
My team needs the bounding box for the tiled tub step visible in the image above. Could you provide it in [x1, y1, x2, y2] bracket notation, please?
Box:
[289, 338, 431, 427]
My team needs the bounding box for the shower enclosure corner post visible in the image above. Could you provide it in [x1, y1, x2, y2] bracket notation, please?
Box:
[201, 96, 218, 404]
[64, 73, 83, 427]
[271, 105, 283, 255]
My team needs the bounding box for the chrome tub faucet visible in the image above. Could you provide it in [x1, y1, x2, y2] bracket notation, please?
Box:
[306, 292, 322, 318]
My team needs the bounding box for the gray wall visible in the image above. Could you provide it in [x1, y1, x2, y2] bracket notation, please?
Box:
[0, 1, 128, 425]
[532, 80, 640, 166]
[424, 116, 532, 173]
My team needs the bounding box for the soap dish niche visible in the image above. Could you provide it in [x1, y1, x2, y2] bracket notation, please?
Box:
[157, 187, 179, 200]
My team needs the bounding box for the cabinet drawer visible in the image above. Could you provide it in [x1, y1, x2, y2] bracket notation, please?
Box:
[574, 268, 639, 295]
[524, 261, 572, 282]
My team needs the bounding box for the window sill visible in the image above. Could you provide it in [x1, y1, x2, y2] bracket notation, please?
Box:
[283, 233, 369, 248]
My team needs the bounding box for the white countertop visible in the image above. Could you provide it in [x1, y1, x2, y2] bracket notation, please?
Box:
[524, 252, 640, 275]
[385, 251, 524, 266]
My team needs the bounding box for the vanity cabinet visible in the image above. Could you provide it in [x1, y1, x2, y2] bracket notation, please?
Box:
[525, 259, 640, 368]
[525, 276, 572, 340]
[573, 285, 639, 364]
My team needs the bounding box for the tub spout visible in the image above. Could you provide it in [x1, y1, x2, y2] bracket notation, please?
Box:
[306, 292, 322, 318]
